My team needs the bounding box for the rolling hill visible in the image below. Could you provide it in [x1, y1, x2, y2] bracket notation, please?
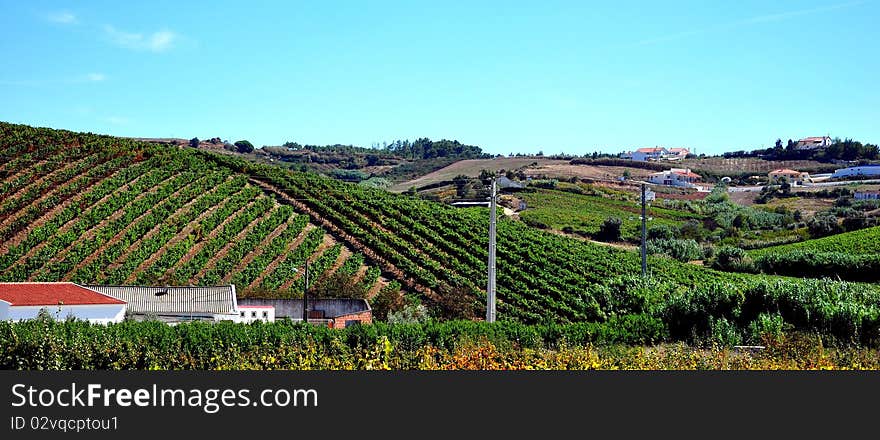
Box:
[2, 122, 880, 336]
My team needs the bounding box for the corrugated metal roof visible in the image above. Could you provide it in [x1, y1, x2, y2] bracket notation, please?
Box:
[84, 285, 238, 315]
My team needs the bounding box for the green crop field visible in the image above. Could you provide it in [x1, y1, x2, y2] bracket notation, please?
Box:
[518, 187, 701, 241]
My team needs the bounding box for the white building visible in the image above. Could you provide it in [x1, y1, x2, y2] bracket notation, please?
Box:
[237, 305, 275, 323]
[648, 168, 702, 188]
[854, 191, 880, 200]
[86, 284, 241, 323]
[632, 147, 668, 162]
[796, 136, 832, 150]
[831, 165, 880, 179]
[0, 282, 126, 324]
[667, 148, 690, 161]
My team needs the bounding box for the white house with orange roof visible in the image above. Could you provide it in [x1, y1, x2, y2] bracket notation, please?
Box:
[632, 147, 668, 162]
[667, 148, 690, 161]
[648, 168, 702, 188]
[0, 282, 127, 324]
[796, 136, 832, 150]
[768, 169, 810, 184]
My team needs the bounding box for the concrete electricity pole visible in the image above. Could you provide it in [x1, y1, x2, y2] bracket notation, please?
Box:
[302, 260, 310, 324]
[641, 183, 648, 277]
[486, 176, 497, 323]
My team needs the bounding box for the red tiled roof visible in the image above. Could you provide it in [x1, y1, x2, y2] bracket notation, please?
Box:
[672, 171, 701, 179]
[0, 282, 125, 306]
[800, 136, 829, 142]
[636, 147, 665, 153]
[770, 169, 802, 175]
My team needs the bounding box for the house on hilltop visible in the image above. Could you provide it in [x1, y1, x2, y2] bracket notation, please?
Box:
[632, 147, 668, 162]
[667, 148, 690, 161]
[796, 136, 832, 150]
[0, 282, 126, 324]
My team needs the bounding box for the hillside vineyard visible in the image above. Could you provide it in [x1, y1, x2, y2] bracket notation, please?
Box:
[3, 122, 880, 345]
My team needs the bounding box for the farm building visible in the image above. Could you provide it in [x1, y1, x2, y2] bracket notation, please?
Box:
[237, 305, 276, 323]
[85, 284, 242, 323]
[831, 165, 880, 179]
[0, 282, 126, 324]
[854, 191, 880, 200]
[667, 148, 690, 161]
[768, 169, 810, 185]
[796, 136, 832, 150]
[238, 298, 372, 328]
[632, 147, 668, 162]
[648, 168, 701, 188]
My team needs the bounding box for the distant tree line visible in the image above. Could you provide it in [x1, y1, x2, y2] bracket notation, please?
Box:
[282, 137, 488, 161]
[723, 138, 879, 162]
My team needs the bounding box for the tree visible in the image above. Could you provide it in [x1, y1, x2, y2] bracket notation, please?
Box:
[234, 140, 255, 154]
[596, 217, 622, 242]
[432, 282, 477, 320]
[189, 137, 200, 148]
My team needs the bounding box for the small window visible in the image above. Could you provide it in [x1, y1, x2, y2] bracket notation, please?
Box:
[262, 311, 268, 319]
[240, 311, 245, 317]
[251, 311, 257, 318]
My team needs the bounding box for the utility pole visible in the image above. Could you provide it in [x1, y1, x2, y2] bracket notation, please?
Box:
[302, 260, 310, 324]
[641, 183, 648, 277]
[486, 176, 497, 323]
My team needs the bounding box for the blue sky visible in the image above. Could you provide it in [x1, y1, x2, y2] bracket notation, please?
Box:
[1, 1, 877, 155]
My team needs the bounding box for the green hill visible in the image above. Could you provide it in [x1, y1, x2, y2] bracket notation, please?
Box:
[3, 122, 880, 344]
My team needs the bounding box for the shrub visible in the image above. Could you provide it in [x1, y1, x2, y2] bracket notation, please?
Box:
[234, 140, 255, 154]
[710, 247, 755, 272]
[596, 217, 622, 242]
[647, 239, 703, 262]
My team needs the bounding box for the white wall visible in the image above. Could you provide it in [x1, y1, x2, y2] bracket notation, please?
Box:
[832, 167, 880, 178]
[236, 307, 275, 323]
[2, 304, 126, 324]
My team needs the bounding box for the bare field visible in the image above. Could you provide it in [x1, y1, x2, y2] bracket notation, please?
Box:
[681, 157, 830, 173]
[390, 157, 562, 191]
[524, 163, 654, 182]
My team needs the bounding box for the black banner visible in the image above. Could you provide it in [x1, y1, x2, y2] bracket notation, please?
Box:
[1, 371, 877, 438]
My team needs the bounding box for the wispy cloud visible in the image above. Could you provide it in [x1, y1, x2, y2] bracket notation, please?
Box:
[0, 73, 108, 87]
[47, 11, 77, 25]
[85, 73, 106, 82]
[104, 116, 130, 125]
[104, 25, 178, 52]
[627, 1, 866, 47]
[743, 1, 865, 24]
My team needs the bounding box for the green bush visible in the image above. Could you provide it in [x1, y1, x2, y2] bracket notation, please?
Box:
[647, 238, 703, 262]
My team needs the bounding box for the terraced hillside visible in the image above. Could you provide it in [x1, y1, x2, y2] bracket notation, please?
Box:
[3, 122, 880, 333]
[0, 123, 380, 297]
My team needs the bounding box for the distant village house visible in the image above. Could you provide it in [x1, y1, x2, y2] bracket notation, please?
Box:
[796, 136, 832, 150]
[768, 169, 810, 185]
[648, 168, 701, 188]
[631, 147, 668, 162]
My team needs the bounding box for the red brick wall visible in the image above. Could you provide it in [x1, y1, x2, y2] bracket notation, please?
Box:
[330, 310, 372, 329]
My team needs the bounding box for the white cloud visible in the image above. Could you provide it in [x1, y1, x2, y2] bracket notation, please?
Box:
[47, 11, 77, 25]
[104, 116, 130, 125]
[104, 25, 178, 52]
[625, 1, 865, 47]
[0, 73, 107, 87]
